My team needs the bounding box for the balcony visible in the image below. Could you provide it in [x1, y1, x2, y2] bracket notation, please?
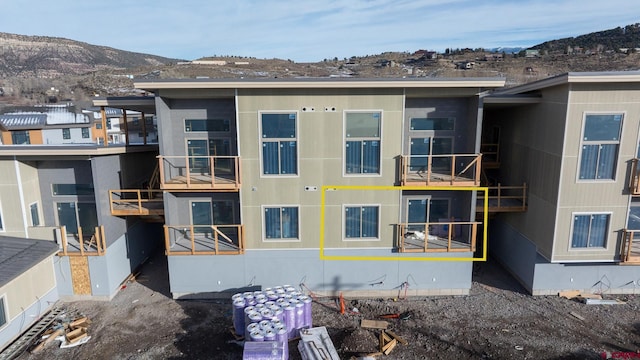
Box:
[621, 230, 640, 263]
[397, 221, 478, 253]
[109, 189, 164, 216]
[57, 225, 106, 256]
[158, 155, 241, 191]
[480, 143, 500, 169]
[163, 224, 245, 255]
[476, 183, 527, 213]
[630, 159, 640, 195]
[399, 154, 481, 187]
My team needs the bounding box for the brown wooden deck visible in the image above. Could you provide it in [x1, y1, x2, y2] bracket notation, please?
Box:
[399, 154, 481, 187]
[57, 225, 106, 256]
[397, 222, 478, 253]
[164, 224, 245, 255]
[621, 230, 640, 263]
[158, 155, 241, 191]
[109, 190, 164, 216]
[476, 184, 527, 213]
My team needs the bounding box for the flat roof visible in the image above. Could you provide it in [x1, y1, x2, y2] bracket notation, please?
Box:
[497, 71, 640, 95]
[92, 97, 156, 114]
[0, 236, 58, 288]
[134, 77, 506, 90]
[0, 144, 158, 156]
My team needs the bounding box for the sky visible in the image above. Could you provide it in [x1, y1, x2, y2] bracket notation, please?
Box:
[2, 0, 640, 62]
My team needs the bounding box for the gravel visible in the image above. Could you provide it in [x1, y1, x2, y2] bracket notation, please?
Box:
[16, 251, 640, 360]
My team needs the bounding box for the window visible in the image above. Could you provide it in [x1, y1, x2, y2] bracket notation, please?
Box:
[0, 296, 6, 328]
[133, 117, 139, 126]
[81, 127, 90, 139]
[96, 123, 102, 130]
[579, 114, 622, 180]
[345, 112, 381, 174]
[185, 119, 230, 132]
[62, 128, 71, 140]
[52, 184, 94, 196]
[264, 206, 299, 240]
[11, 131, 30, 144]
[628, 198, 640, 230]
[261, 113, 297, 175]
[345, 205, 379, 239]
[106, 118, 112, 130]
[145, 116, 153, 125]
[30, 202, 40, 226]
[410, 117, 455, 131]
[571, 213, 609, 248]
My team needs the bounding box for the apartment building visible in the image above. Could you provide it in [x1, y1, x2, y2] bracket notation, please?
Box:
[483, 71, 640, 295]
[0, 100, 160, 300]
[0, 105, 93, 145]
[95, 77, 504, 299]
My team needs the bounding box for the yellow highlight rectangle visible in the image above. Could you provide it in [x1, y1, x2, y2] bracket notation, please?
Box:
[320, 185, 488, 261]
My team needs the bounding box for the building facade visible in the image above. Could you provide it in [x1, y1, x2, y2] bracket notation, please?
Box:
[483, 72, 640, 295]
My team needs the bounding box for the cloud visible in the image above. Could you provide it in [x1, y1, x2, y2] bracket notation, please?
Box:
[1, 0, 640, 61]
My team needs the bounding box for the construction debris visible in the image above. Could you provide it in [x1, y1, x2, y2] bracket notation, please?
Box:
[376, 329, 407, 356]
[583, 298, 625, 305]
[29, 312, 92, 352]
[361, 319, 389, 330]
[298, 326, 340, 360]
[569, 311, 585, 321]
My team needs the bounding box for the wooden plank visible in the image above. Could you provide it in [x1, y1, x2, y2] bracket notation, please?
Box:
[382, 339, 397, 355]
[381, 331, 392, 343]
[385, 330, 408, 345]
[70, 317, 91, 329]
[569, 312, 585, 321]
[69, 256, 91, 295]
[558, 290, 581, 299]
[31, 329, 64, 353]
[361, 319, 388, 330]
[66, 327, 87, 344]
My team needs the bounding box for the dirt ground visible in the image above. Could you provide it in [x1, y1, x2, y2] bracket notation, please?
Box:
[13, 250, 640, 360]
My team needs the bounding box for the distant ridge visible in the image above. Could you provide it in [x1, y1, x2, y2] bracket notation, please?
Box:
[0, 32, 182, 78]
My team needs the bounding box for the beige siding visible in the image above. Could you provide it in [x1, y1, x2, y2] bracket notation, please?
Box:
[0, 160, 26, 237]
[237, 88, 404, 249]
[0, 257, 56, 321]
[553, 84, 640, 261]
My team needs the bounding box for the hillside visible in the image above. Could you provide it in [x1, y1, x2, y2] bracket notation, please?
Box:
[1, 24, 640, 105]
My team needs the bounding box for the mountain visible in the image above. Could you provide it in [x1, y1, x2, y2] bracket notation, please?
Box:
[532, 23, 640, 53]
[0, 32, 181, 78]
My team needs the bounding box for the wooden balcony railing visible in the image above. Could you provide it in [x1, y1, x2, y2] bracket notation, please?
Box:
[621, 230, 640, 263]
[480, 143, 500, 168]
[397, 221, 478, 253]
[158, 155, 241, 191]
[400, 154, 482, 186]
[57, 225, 106, 256]
[109, 189, 164, 216]
[630, 158, 640, 195]
[476, 183, 527, 212]
[164, 224, 245, 255]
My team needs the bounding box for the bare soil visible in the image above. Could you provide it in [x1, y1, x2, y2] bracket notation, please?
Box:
[15, 250, 640, 360]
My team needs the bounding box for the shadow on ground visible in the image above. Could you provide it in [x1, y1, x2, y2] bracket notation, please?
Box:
[472, 256, 529, 294]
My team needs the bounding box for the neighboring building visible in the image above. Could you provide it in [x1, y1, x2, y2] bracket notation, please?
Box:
[0, 99, 161, 300]
[0, 105, 93, 145]
[483, 71, 640, 295]
[99, 77, 507, 299]
[0, 236, 58, 352]
[83, 106, 158, 145]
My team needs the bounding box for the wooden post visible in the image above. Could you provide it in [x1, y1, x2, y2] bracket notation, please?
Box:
[497, 183, 502, 208]
[213, 226, 219, 254]
[100, 225, 106, 255]
[137, 190, 142, 214]
[427, 155, 432, 185]
[447, 221, 453, 251]
[158, 156, 165, 188]
[122, 110, 129, 145]
[78, 226, 84, 256]
[471, 222, 477, 252]
[190, 225, 195, 255]
[141, 112, 147, 145]
[164, 226, 171, 256]
[449, 155, 455, 185]
[109, 191, 115, 215]
[185, 155, 191, 188]
[210, 156, 215, 187]
[61, 226, 68, 256]
[475, 154, 482, 185]
[100, 106, 108, 147]
[236, 157, 242, 187]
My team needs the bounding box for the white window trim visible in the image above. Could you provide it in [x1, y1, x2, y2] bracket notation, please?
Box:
[343, 110, 384, 177]
[0, 294, 8, 330]
[29, 201, 41, 227]
[258, 111, 300, 178]
[575, 112, 625, 183]
[567, 211, 612, 252]
[261, 205, 301, 242]
[342, 203, 381, 242]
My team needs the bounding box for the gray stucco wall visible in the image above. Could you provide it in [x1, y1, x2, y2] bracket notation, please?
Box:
[168, 249, 473, 298]
[488, 219, 538, 293]
[91, 155, 127, 247]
